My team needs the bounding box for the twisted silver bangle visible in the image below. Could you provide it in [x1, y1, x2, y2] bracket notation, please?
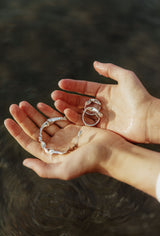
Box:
[39, 98, 103, 156]
[39, 116, 82, 156]
[39, 117, 68, 155]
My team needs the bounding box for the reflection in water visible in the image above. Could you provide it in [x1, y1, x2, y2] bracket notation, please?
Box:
[1, 0, 160, 235]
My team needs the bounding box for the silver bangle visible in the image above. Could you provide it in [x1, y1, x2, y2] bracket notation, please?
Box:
[39, 98, 103, 156]
[39, 117, 68, 155]
[39, 116, 82, 155]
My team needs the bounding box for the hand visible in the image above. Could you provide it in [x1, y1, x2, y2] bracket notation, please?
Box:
[52, 62, 154, 143]
[4, 101, 125, 179]
[4, 101, 160, 199]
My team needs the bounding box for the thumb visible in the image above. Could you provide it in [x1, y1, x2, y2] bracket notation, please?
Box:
[23, 158, 61, 178]
[93, 61, 125, 83]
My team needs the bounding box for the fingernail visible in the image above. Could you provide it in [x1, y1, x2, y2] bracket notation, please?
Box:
[94, 60, 101, 64]
[94, 61, 104, 68]
[4, 119, 7, 126]
[64, 108, 69, 114]
[58, 80, 62, 87]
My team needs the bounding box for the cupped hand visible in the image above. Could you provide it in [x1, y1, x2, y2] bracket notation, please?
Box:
[52, 62, 154, 143]
[4, 101, 124, 179]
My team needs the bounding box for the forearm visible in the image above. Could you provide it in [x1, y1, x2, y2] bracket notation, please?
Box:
[147, 96, 160, 144]
[106, 142, 160, 199]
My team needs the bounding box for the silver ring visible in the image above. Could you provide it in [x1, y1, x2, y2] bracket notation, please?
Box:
[82, 107, 102, 126]
[84, 98, 101, 115]
[39, 116, 68, 155]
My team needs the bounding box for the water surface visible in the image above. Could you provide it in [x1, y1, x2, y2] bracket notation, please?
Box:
[1, 0, 160, 235]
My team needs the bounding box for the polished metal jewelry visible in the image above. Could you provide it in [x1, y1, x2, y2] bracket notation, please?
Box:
[39, 116, 82, 155]
[39, 117, 67, 155]
[82, 107, 103, 126]
[84, 98, 101, 115]
[82, 98, 103, 126]
[39, 98, 103, 155]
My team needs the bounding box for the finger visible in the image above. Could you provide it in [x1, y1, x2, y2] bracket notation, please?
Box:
[58, 79, 104, 97]
[93, 61, 131, 83]
[64, 108, 82, 125]
[51, 90, 89, 108]
[19, 101, 46, 127]
[54, 99, 81, 114]
[22, 152, 84, 180]
[4, 119, 47, 160]
[23, 158, 70, 179]
[37, 102, 69, 128]
[19, 101, 59, 136]
[23, 158, 61, 178]
[23, 133, 95, 180]
[9, 104, 50, 141]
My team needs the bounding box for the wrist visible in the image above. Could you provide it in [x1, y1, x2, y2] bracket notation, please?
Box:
[95, 130, 160, 200]
[108, 141, 160, 199]
[98, 133, 130, 177]
[146, 96, 160, 144]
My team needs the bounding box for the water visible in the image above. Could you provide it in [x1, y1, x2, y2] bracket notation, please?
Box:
[1, 0, 160, 235]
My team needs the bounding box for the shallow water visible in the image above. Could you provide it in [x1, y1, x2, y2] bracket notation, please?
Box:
[1, 0, 160, 235]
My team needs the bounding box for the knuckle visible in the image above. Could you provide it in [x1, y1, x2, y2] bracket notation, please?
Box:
[122, 69, 137, 82]
[107, 63, 114, 67]
[105, 63, 115, 78]
[30, 127, 39, 140]
[67, 124, 73, 129]
[126, 70, 136, 78]
[107, 63, 114, 72]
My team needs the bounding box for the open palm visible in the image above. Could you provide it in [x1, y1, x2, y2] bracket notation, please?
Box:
[52, 62, 154, 143]
[4, 101, 122, 179]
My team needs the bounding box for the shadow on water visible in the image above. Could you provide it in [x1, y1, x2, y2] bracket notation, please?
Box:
[1, 0, 160, 235]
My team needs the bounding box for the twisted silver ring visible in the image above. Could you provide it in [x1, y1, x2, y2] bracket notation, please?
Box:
[82, 107, 103, 127]
[84, 98, 101, 115]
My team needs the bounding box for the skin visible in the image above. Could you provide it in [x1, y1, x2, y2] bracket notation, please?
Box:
[52, 61, 160, 143]
[4, 101, 123, 179]
[4, 101, 160, 200]
[4, 62, 160, 201]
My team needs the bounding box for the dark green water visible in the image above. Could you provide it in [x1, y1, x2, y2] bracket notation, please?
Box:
[1, 0, 160, 235]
